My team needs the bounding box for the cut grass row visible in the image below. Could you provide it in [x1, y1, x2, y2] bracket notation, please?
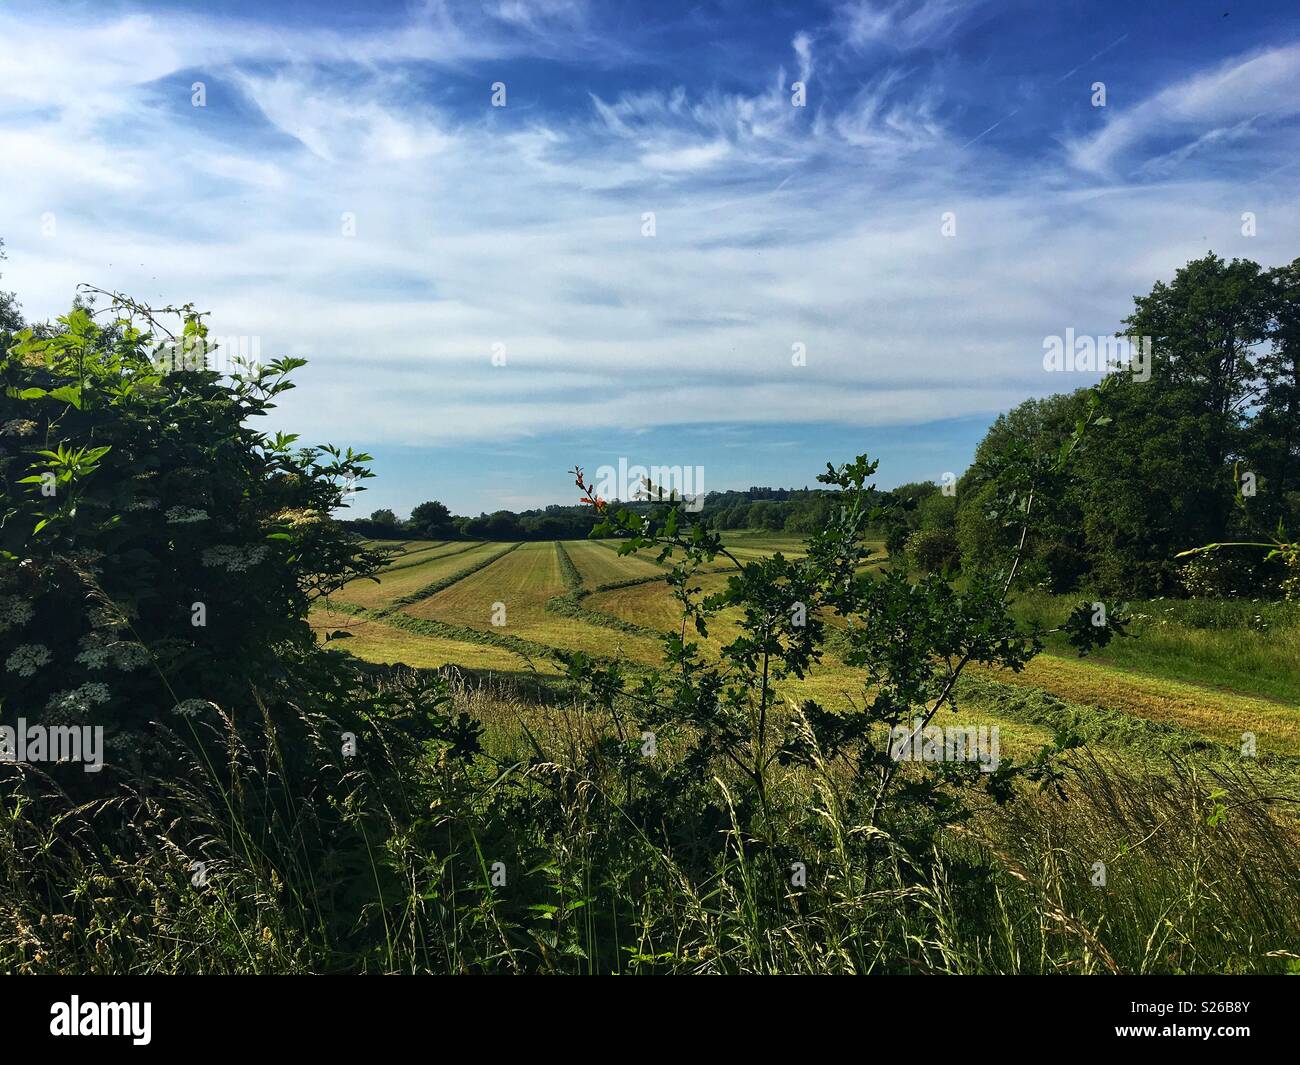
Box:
[382, 542, 523, 613]
[322, 536, 1300, 764]
[401, 541, 665, 661]
[545, 542, 665, 639]
[334, 541, 508, 609]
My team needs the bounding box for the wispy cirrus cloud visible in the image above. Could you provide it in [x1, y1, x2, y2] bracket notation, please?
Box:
[0, 0, 1296, 511]
[1067, 42, 1300, 177]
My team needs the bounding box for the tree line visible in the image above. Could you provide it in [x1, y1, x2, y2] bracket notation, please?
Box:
[372, 253, 1298, 599]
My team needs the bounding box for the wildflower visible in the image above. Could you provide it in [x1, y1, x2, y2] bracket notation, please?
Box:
[0, 419, 37, 437]
[271, 508, 322, 528]
[75, 634, 150, 671]
[165, 506, 209, 524]
[6, 643, 52, 677]
[0, 595, 35, 633]
[46, 682, 112, 712]
[75, 634, 112, 669]
[171, 698, 216, 718]
[201, 544, 268, 572]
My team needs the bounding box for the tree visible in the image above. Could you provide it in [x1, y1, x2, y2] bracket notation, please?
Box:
[409, 499, 454, 538]
[956, 392, 1089, 591]
[1079, 254, 1273, 593]
[0, 239, 25, 355]
[880, 481, 939, 560]
[369, 507, 399, 531]
[960, 254, 1288, 597]
[1246, 258, 1300, 525]
[906, 528, 959, 573]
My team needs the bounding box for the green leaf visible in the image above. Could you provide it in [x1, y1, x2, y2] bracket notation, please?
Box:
[48, 384, 83, 409]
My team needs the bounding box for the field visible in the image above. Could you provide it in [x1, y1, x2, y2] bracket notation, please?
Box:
[308, 532, 1300, 973]
[315, 535, 1300, 766]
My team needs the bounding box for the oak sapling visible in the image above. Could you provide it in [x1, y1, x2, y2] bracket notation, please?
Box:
[566, 383, 1126, 874]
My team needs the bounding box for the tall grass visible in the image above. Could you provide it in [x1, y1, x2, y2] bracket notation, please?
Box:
[3, 669, 1294, 974]
[1014, 592, 1300, 703]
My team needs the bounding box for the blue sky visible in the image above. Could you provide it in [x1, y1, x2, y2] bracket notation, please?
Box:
[1, 0, 1298, 515]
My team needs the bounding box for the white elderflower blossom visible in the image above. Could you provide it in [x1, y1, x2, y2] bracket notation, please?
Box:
[172, 698, 217, 718]
[6, 643, 52, 676]
[76, 634, 112, 669]
[0, 595, 35, 633]
[165, 506, 209, 524]
[47, 682, 112, 712]
[201, 544, 269, 572]
[76, 634, 151, 671]
[112, 643, 151, 670]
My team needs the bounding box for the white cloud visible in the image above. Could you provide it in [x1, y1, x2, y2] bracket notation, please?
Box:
[640, 140, 731, 172]
[0, 2, 1295, 460]
[839, 0, 980, 50]
[1068, 43, 1300, 176]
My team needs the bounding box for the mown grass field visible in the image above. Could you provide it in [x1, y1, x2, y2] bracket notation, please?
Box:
[315, 534, 1300, 767]
[332, 541, 507, 609]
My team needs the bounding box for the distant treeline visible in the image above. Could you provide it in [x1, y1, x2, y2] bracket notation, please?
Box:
[348, 488, 888, 542]
[355, 253, 1298, 599]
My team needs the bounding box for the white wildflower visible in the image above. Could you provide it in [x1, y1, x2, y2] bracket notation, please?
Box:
[47, 682, 112, 712]
[5, 643, 52, 677]
[76, 633, 150, 671]
[165, 506, 209, 524]
[75, 634, 113, 669]
[0, 595, 35, 633]
[172, 698, 217, 718]
[201, 544, 269, 572]
[112, 643, 151, 670]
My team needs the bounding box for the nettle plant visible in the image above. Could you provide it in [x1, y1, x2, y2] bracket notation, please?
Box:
[567, 385, 1126, 874]
[0, 290, 383, 763]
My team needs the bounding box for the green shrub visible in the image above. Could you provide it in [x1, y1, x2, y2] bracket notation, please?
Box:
[906, 527, 960, 573]
[1177, 550, 1258, 598]
[0, 295, 383, 767]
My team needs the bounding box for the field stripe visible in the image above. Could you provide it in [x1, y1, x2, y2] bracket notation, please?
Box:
[545, 543, 666, 639]
[323, 595, 627, 672]
[975, 653, 1300, 757]
[310, 604, 561, 675]
[333, 542, 507, 608]
[380, 542, 523, 614]
[377, 539, 490, 574]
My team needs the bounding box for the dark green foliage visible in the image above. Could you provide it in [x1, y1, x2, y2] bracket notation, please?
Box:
[561, 423, 1121, 887]
[906, 527, 959, 573]
[959, 253, 1300, 598]
[0, 292, 383, 761]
